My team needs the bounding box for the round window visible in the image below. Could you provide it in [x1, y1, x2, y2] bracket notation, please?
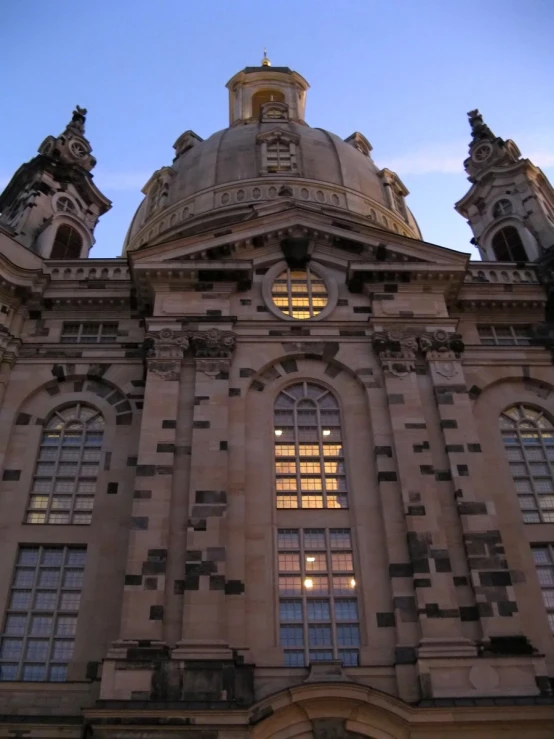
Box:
[55, 196, 76, 214]
[493, 199, 513, 218]
[270, 265, 328, 320]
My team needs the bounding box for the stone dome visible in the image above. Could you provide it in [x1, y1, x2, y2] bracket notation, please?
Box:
[123, 65, 421, 253]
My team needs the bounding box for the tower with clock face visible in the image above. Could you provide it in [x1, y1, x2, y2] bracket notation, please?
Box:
[0, 107, 111, 259]
[455, 109, 554, 262]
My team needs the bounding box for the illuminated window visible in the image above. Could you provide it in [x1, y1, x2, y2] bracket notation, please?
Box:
[50, 225, 82, 259]
[500, 405, 554, 523]
[252, 90, 285, 119]
[492, 199, 513, 218]
[278, 528, 359, 667]
[532, 546, 554, 631]
[274, 382, 347, 509]
[491, 227, 527, 261]
[477, 325, 532, 346]
[271, 266, 328, 320]
[0, 546, 86, 681]
[26, 405, 104, 525]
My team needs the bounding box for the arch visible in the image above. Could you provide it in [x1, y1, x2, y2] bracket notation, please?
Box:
[50, 224, 83, 259]
[25, 402, 104, 525]
[491, 226, 527, 262]
[250, 683, 409, 739]
[252, 89, 285, 119]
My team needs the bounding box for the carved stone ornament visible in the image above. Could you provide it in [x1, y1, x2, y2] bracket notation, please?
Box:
[372, 330, 418, 378]
[144, 328, 189, 381]
[191, 328, 236, 359]
[418, 329, 465, 361]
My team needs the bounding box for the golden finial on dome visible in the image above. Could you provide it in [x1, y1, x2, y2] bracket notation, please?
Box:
[261, 48, 271, 67]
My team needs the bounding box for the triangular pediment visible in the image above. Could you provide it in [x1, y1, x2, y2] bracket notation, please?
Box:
[129, 203, 470, 272]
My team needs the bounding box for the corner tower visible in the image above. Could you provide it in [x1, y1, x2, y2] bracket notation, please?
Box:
[455, 109, 554, 262]
[0, 107, 111, 259]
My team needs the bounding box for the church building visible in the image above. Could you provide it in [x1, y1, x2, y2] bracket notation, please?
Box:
[0, 55, 554, 738]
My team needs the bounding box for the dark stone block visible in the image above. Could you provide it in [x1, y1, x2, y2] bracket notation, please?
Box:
[378, 471, 397, 482]
[459, 501, 488, 515]
[162, 419, 177, 429]
[2, 470, 20, 481]
[174, 445, 191, 456]
[477, 602, 494, 617]
[457, 465, 469, 476]
[375, 446, 393, 457]
[220, 441, 228, 451]
[324, 363, 341, 378]
[136, 465, 156, 477]
[256, 305, 268, 312]
[225, 579, 245, 595]
[337, 298, 349, 306]
[156, 466, 173, 475]
[437, 393, 454, 405]
[435, 470, 452, 481]
[420, 465, 434, 475]
[389, 563, 413, 577]
[468, 385, 482, 399]
[183, 576, 200, 590]
[395, 646, 417, 665]
[377, 612, 396, 627]
[194, 396, 210, 405]
[488, 635, 534, 655]
[210, 575, 226, 590]
[440, 420, 458, 429]
[15, 413, 31, 425]
[407, 505, 426, 516]
[193, 420, 210, 428]
[174, 579, 185, 595]
[186, 550, 202, 561]
[147, 549, 167, 560]
[251, 380, 265, 391]
[454, 576, 469, 586]
[387, 394, 405, 404]
[460, 606, 479, 621]
[229, 388, 241, 397]
[407, 531, 432, 559]
[86, 661, 99, 681]
[414, 578, 432, 588]
[127, 456, 138, 467]
[435, 557, 452, 573]
[393, 596, 418, 621]
[498, 601, 519, 616]
[239, 368, 254, 377]
[104, 452, 112, 471]
[339, 329, 366, 336]
[412, 558, 431, 573]
[240, 298, 251, 306]
[149, 605, 164, 621]
[535, 676, 551, 694]
[196, 490, 227, 504]
[186, 561, 217, 576]
[281, 358, 298, 374]
[405, 422, 426, 429]
[445, 444, 464, 453]
[468, 443, 482, 453]
[142, 561, 167, 575]
[189, 518, 207, 531]
[157, 443, 175, 453]
[144, 577, 158, 590]
[133, 489, 152, 499]
[124, 574, 142, 586]
[353, 306, 372, 313]
[480, 571, 512, 586]
[107, 482, 119, 495]
[131, 517, 149, 530]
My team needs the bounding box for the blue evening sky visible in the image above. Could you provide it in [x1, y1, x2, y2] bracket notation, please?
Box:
[1, 0, 553, 259]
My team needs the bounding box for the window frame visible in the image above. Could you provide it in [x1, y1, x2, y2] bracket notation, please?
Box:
[491, 226, 527, 262]
[60, 322, 119, 344]
[50, 224, 83, 260]
[277, 528, 360, 667]
[477, 324, 532, 346]
[262, 261, 338, 322]
[499, 404, 554, 524]
[531, 544, 554, 632]
[0, 546, 86, 682]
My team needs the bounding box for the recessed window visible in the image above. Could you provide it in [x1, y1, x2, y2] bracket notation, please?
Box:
[531, 545, 554, 631]
[26, 404, 104, 525]
[491, 226, 526, 262]
[500, 405, 554, 523]
[271, 266, 328, 320]
[50, 225, 82, 259]
[278, 528, 359, 667]
[274, 382, 347, 509]
[55, 196, 76, 214]
[0, 546, 86, 682]
[493, 199, 513, 218]
[391, 187, 406, 218]
[252, 89, 285, 119]
[61, 322, 118, 344]
[477, 325, 531, 346]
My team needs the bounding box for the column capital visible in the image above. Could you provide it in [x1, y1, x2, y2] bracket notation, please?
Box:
[144, 328, 189, 381]
[372, 329, 418, 377]
[190, 328, 236, 359]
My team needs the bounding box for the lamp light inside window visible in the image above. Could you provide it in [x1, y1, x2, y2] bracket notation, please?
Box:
[275, 429, 283, 436]
[306, 556, 315, 562]
[350, 578, 356, 588]
[304, 578, 314, 589]
[322, 429, 331, 436]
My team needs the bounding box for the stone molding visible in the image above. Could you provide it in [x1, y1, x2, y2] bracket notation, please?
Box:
[144, 328, 237, 380]
[372, 329, 464, 377]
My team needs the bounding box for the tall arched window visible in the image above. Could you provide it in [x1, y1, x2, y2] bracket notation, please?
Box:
[50, 225, 83, 259]
[491, 226, 526, 262]
[500, 405, 554, 523]
[252, 89, 285, 119]
[274, 382, 347, 509]
[26, 404, 104, 525]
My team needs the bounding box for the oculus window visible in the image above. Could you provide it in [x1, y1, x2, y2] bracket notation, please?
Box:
[271, 266, 328, 320]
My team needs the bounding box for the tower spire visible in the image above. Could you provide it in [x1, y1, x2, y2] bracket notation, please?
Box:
[261, 48, 271, 67]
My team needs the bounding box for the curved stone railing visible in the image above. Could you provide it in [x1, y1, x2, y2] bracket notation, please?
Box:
[46, 260, 130, 281]
[464, 264, 539, 284]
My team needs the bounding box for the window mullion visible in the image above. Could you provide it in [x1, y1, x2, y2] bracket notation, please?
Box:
[317, 404, 327, 508]
[294, 403, 301, 509]
[299, 531, 308, 666]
